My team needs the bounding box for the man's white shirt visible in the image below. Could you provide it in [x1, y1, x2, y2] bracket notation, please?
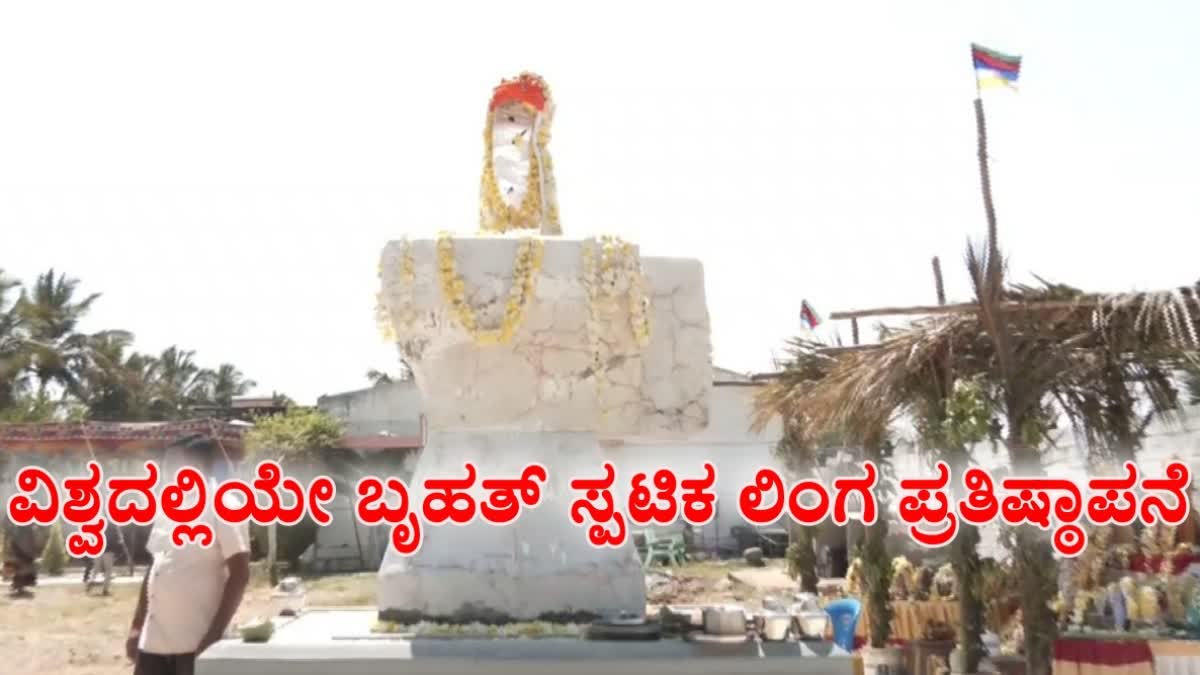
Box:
[138, 499, 249, 655]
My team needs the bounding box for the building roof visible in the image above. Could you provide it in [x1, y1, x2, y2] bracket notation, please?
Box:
[230, 397, 286, 409]
[713, 366, 753, 382]
[0, 419, 249, 459]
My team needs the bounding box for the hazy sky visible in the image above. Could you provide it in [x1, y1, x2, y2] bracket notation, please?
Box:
[2, 1, 1198, 404]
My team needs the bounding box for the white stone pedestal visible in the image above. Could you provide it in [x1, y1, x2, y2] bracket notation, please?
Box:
[375, 235, 713, 621]
[378, 431, 645, 622]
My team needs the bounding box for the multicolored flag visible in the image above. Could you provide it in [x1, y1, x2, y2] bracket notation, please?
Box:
[800, 301, 822, 330]
[972, 43, 1021, 90]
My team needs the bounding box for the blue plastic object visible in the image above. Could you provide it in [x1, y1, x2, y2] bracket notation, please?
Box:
[825, 598, 861, 651]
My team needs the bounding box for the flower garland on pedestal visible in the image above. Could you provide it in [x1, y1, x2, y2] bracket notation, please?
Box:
[376, 237, 417, 342]
[581, 235, 653, 418]
[436, 232, 545, 346]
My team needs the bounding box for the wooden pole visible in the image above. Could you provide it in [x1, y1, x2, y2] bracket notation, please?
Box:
[851, 318, 860, 346]
[830, 297, 1107, 321]
[932, 256, 946, 305]
[975, 97, 1000, 264]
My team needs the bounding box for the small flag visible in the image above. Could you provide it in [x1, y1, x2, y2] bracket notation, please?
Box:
[972, 43, 1021, 90]
[800, 301, 822, 330]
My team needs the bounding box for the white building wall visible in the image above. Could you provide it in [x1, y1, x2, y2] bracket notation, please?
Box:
[603, 383, 784, 553]
[317, 381, 424, 437]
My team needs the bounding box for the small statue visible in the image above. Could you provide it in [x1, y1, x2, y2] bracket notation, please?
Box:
[480, 72, 562, 235]
[916, 565, 936, 601]
[1108, 583, 1127, 630]
[933, 563, 958, 600]
[890, 556, 916, 600]
[1137, 585, 1162, 625]
[845, 557, 864, 596]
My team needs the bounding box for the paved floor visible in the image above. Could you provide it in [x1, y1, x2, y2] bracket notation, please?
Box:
[198, 609, 855, 675]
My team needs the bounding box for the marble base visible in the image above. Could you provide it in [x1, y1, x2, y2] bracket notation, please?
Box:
[377, 431, 645, 622]
[196, 610, 855, 675]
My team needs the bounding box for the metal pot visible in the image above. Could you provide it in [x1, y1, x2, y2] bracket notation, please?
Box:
[759, 612, 792, 641]
[703, 605, 747, 635]
[794, 610, 829, 639]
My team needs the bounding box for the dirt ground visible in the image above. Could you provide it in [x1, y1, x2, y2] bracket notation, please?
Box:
[1, 569, 378, 675]
[1, 560, 787, 675]
[644, 558, 791, 607]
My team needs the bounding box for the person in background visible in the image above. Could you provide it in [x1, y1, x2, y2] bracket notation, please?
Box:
[126, 435, 249, 675]
[82, 552, 94, 586]
[4, 520, 42, 597]
[94, 519, 131, 595]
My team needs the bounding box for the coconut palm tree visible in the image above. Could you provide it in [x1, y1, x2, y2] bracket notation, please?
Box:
[1182, 358, 1200, 405]
[13, 269, 101, 398]
[0, 269, 27, 411]
[149, 346, 209, 420]
[205, 363, 256, 409]
[76, 331, 162, 420]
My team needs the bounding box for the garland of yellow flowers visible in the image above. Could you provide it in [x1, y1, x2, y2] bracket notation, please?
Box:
[437, 232, 544, 346]
[478, 80, 560, 234]
[614, 238, 652, 348]
[480, 127, 546, 233]
[581, 236, 653, 418]
[375, 238, 417, 342]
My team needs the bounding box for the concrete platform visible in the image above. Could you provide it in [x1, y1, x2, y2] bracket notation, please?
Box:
[197, 610, 854, 675]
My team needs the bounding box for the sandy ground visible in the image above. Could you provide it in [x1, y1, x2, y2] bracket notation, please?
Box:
[1, 570, 378, 675]
[1, 560, 788, 675]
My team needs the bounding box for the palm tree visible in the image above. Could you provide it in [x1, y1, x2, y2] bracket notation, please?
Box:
[1182, 358, 1200, 405]
[0, 269, 28, 411]
[205, 363, 256, 408]
[149, 346, 208, 420]
[14, 269, 101, 398]
[76, 331, 162, 420]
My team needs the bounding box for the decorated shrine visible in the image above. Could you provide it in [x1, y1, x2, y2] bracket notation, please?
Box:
[372, 72, 713, 622]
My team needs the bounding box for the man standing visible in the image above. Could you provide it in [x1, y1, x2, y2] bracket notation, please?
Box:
[126, 436, 249, 675]
[95, 519, 132, 596]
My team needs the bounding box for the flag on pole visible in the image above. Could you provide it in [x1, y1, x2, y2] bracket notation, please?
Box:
[972, 43, 1022, 90]
[800, 301, 822, 330]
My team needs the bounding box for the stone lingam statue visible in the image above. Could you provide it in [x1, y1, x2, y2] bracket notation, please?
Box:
[374, 72, 713, 623]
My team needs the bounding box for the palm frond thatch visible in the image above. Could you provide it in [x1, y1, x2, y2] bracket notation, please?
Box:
[756, 279, 1200, 450]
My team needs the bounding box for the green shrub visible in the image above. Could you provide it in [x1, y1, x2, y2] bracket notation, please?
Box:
[42, 522, 68, 576]
[786, 528, 818, 593]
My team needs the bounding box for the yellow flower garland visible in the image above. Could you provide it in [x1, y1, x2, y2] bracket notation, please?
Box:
[375, 238, 417, 342]
[480, 128, 545, 233]
[581, 235, 654, 419]
[436, 232, 544, 346]
[478, 72, 560, 235]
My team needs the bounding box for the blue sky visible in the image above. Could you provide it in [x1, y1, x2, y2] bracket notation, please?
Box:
[1, 1, 1198, 403]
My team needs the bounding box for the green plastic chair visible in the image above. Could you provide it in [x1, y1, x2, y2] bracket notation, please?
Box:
[641, 530, 686, 568]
